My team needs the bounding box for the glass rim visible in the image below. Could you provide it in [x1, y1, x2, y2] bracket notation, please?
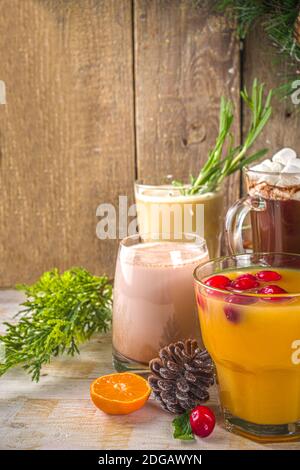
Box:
[135, 180, 189, 190]
[244, 165, 300, 177]
[120, 232, 207, 249]
[193, 252, 300, 298]
[134, 180, 224, 193]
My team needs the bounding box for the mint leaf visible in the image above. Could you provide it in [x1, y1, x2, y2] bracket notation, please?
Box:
[172, 411, 194, 441]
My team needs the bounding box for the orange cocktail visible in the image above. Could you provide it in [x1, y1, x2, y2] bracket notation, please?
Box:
[194, 253, 300, 441]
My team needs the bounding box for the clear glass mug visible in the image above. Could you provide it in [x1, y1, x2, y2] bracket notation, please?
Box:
[225, 167, 300, 254]
[112, 232, 209, 373]
[135, 179, 225, 259]
[194, 252, 300, 441]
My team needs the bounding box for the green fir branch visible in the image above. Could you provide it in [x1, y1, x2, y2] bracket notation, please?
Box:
[0, 268, 112, 381]
[217, 0, 300, 99]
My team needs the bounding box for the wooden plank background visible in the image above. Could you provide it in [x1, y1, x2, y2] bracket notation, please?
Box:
[243, 25, 300, 153]
[0, 0, 135, 286]
[0, 0, 299, 287]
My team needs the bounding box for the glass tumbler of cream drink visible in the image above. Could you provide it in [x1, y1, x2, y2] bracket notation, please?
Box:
[112, 233, 209, 373]
[135, 181, 224, 258]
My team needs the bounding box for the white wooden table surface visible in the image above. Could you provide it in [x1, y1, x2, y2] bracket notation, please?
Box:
[1, 290, 300, 450]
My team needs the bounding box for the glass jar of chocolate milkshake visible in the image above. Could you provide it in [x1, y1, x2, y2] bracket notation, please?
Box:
[112, 233, 208, 373]
[226, 148, 300, 254]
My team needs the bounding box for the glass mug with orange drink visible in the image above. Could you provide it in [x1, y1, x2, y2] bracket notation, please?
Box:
[194, 253, 300, 441]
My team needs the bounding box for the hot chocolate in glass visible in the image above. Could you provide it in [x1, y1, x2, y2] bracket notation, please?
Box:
[226, 148, 300, 254]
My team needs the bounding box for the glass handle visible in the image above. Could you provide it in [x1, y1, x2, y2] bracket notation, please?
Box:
[225, 196, 266, 254]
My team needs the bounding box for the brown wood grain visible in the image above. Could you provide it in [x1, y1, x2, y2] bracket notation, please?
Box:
[4, 1, 299, 287]
[0, 0, 135, 286]
[134, 0, 241, 209]
[243, 25, 300, 170]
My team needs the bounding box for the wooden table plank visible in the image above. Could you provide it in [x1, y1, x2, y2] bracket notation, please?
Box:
[0, 290, 299, 450]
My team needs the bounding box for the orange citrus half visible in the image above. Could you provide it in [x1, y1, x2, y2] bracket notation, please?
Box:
[90, 372, 151, 415]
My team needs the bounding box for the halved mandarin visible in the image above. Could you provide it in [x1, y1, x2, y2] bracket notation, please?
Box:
[90, 372, 151, 415]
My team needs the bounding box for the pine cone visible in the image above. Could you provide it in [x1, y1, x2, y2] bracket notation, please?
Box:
[148, 339, 215, 414]
[294, 10, 300, 46]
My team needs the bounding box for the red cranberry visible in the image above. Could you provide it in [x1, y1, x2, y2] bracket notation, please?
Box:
[204, 275, 231, 290]
[259, 285, 286, 295]
[256, 270, 282, 282]
[224, 305, 240, 323]
[231, 277, 259, 290]
[225, 294, 258, 305]
[236, 273, 257, 282]
[258, 285, 288, 302]
[189, 405, 215, 438]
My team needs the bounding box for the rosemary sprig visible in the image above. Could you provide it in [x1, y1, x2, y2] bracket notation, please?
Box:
[0, 268, 112, 381]
[174, 79, 272, 195]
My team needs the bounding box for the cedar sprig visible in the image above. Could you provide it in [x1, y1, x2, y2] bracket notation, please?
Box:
[216, 0, 265, 39]
[0, 268, 112, 381]
[217, 0, 300, 99]
[217, 0, 300, 55]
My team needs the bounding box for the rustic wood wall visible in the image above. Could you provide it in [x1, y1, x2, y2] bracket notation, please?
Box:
[243, 25, 300, 155]
[0, 0, 299, 286]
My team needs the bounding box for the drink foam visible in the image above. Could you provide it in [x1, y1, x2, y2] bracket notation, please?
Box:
[248, 148, 300, 200]
[120, 241, 208, 267]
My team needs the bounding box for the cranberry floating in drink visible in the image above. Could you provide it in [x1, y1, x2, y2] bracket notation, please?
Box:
[225, 294, 258, 305]
[204, 275, 231, 289]
[224, 305, 241, 323]
[231, 276, 259, 290]
[256, 270, 282, 281]
[258, 285, 289, 302]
